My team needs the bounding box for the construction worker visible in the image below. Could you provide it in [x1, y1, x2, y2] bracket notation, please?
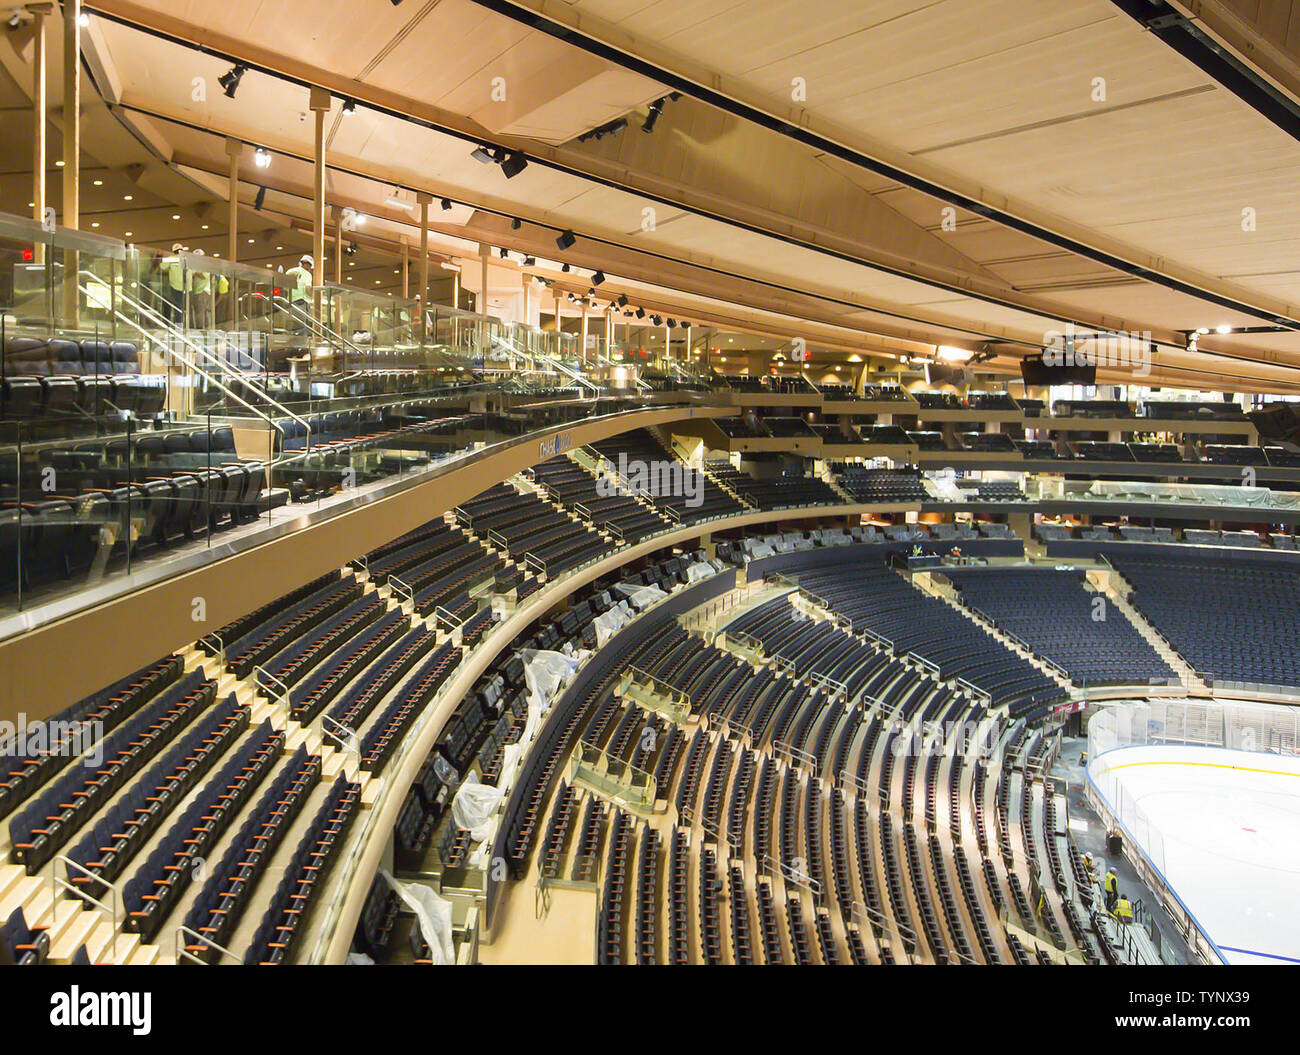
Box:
[1082, 852, 1096, 884]
[1115, 893, 1133, 925]
[284, 254, 313, 334]
[1103, 867, 1118, 913]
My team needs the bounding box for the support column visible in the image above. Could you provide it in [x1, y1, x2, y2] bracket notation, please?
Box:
[417, 193, 431, 334]
[61, 0, 80, 324]
[401, 241, 409, 299]
[61, 0, 79, 230]
[581, 303, 591, 368]
[522, 272, 533, 328]
[225, 137, 240, 263]
[31, 4, 51, 263]
[331, 205, 343, 285]
[478, 242, 490, 317]
[31, 5, 50, 228]
[309, 88, 329, 291]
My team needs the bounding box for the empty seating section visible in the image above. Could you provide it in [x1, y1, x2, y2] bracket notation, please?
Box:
[790, 561, 1062, 716]
[706, 461, 843, 510]
[1114, 555, 1300, 687]
[2, 336, 163, 425]
[943, 568, 1175, 686]
[588, 431, 744, 523]
[457, 480, 610, 577]
[533, 455, 669, 542]
[832, 465, 927, 502]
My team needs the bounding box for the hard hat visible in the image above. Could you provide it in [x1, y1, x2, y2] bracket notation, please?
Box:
[171, 242, 184, 252]
[300, 254, 313, 267]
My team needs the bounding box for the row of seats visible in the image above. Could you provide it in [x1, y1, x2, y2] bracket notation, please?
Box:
[1116, 554, 1300, 686]
[943, 567, 1176, 687]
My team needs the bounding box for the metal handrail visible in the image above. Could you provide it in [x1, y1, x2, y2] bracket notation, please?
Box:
[175, 924, 242, 966]
[93, 273, 311, 444]
[51, 854, 122, 962]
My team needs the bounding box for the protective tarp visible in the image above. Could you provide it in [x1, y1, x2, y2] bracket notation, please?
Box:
[346, 952, 375, 965]
[522, 648, 581, 710]
[614, 582, 668, 610]
[593, 600, 634, 646]
[380, 869, 455, 965]
[747, 543, 776, 560]
[684, 560, 715, 583]
[928, 468, 963, 502]
[451, 771, 505, 843]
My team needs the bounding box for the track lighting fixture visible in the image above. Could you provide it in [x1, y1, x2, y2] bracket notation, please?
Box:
[500, 152, 528, 179]
[556, 230, 576, 251]
[591, 271, 605, 286]
[218, 64, 247, 99]
[254, 185, 266, 210]
[510, 218, 522, 230]
[441, 198, 452, 211]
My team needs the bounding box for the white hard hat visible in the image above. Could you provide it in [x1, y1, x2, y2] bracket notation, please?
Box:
[171, 242, 184, 252]
[300, 254, 313, 267]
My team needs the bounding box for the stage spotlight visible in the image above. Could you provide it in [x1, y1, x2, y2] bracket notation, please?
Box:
[253, 147, 271, 169]
[499, 247, 510, 259]
[471, 145, 495, 165]
[556, 230, 576, 250]
[500, 152, 528, 179]
[523, 256, 536, 267]
[440, 198, 452, 211]
[616, 294, 628, 308]
[341, 98, 356, 115]
[591, 270, 605, 286]
[635, 308, 646, 319]
[218, 64, 247, 98]
[510, 218, 522, 230]
[667, 319, 677, 328]
[561, 263, 571, 273]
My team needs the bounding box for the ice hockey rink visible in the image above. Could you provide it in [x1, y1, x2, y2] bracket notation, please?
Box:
[1089, 745, 1300, 965]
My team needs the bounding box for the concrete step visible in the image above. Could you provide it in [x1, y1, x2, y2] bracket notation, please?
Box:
[130, 943, 165, 965]
[0, 862, 27, 901]
[0, 874, 43, 919]
[48, 910, 101, 962]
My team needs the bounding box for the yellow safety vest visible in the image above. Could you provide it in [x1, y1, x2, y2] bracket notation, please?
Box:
[1104, 873, 1117, 894]
[1116, 899, 1132, 921]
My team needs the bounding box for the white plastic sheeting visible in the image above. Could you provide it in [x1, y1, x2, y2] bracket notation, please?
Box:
[684, 560, 716, 583]
[380, 869, 455, 965]
[614, 582, 668, 610]
[522, 649, 582, 710]
[593, 600, 635, 646]
[451, 771, 505, 843]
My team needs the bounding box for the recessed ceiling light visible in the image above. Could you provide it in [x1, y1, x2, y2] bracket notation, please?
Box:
[123, 194, 133, 201]
[55, 160, 64, 168]
[124, 231, 133, 237]
[248, 238, 255, 244]
[171, 214, 180, 220]
[201, 224, 209, 230]
[90, 222, 99, 228]
[93, 179, 103, 186]
[275, 245, 283, 251]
